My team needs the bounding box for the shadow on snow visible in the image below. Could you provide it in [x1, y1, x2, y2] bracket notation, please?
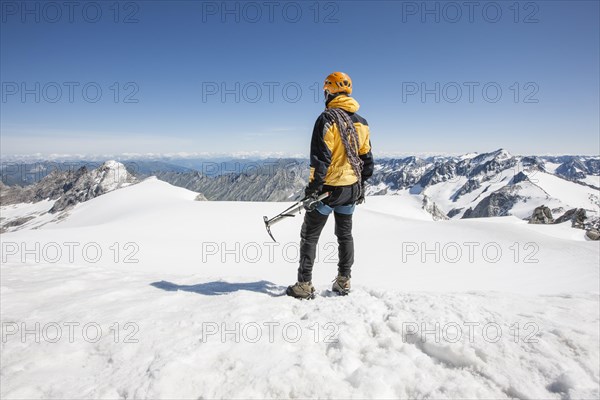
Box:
[150, 280, 286, 297]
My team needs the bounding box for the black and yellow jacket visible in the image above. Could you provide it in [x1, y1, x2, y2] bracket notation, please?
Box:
[308, 95, 374, 189]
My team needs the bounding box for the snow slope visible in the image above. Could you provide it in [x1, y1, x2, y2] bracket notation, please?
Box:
[422, 161, 599, 219]
[1, 178, 599, 399]
[525, 170, 599, 211]
[0, 200, 54, 224]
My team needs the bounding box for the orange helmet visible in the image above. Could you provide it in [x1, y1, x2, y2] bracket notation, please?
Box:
[323, 72, 352, 95]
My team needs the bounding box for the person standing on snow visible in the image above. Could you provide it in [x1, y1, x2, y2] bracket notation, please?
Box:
[286, 72, 374, 299]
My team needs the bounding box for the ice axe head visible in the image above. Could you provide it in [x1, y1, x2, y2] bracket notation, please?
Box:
[263, 215, 277, 242]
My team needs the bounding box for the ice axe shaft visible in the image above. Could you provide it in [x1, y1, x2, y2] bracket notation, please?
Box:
[263, 192, 330, 242]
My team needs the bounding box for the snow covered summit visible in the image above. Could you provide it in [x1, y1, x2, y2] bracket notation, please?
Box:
[1, 177, 598, 399]
[1, 160, 137, 232]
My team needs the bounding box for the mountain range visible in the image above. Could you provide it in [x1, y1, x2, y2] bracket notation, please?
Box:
[1, 149, 599, 236]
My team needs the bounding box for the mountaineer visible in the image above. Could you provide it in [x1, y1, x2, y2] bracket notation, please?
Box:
[286, 72, 374, 299]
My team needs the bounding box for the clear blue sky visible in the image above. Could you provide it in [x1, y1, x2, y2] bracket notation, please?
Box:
[1, 0, 599, 157]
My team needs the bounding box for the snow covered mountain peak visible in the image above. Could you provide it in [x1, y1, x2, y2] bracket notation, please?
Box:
[0, 161, 140, 232]
[88, 160, 132, 193]
[47, 161, 136, 213]
[459, 152, 479, 160]
[470, 148, 512, 165]
[493, 148, 512, 160]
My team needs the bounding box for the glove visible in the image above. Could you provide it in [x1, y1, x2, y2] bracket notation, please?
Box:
[304, 183, 322, 199]
[303, 197, 319, 212]
[355, 181, 366, 205]
[303, 184, 321, 211]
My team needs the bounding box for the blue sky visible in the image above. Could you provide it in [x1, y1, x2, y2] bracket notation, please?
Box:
[1, 0, 599, 157]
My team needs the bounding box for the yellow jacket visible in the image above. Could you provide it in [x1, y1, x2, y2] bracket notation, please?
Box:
[309, 95, 374, 187]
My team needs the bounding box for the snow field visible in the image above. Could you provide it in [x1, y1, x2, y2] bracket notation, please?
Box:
[1, 177, 599, 398]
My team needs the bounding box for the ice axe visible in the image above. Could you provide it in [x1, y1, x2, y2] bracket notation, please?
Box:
[263, 192, 330, 242]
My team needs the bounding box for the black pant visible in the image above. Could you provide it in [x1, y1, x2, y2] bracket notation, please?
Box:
[297, 210, 354, 282]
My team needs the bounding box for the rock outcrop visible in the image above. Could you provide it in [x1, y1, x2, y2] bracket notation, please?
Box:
[528, 206, 554, 224]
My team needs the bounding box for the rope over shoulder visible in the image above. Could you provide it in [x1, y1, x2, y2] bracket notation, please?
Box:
[323, 107, 364, 198]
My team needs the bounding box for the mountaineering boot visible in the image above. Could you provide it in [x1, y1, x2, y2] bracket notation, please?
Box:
[332, 275, 351, 295]
[286, 281, 316, 300]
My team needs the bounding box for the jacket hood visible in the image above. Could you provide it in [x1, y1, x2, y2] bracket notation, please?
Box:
[326, 95, 360, 113]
